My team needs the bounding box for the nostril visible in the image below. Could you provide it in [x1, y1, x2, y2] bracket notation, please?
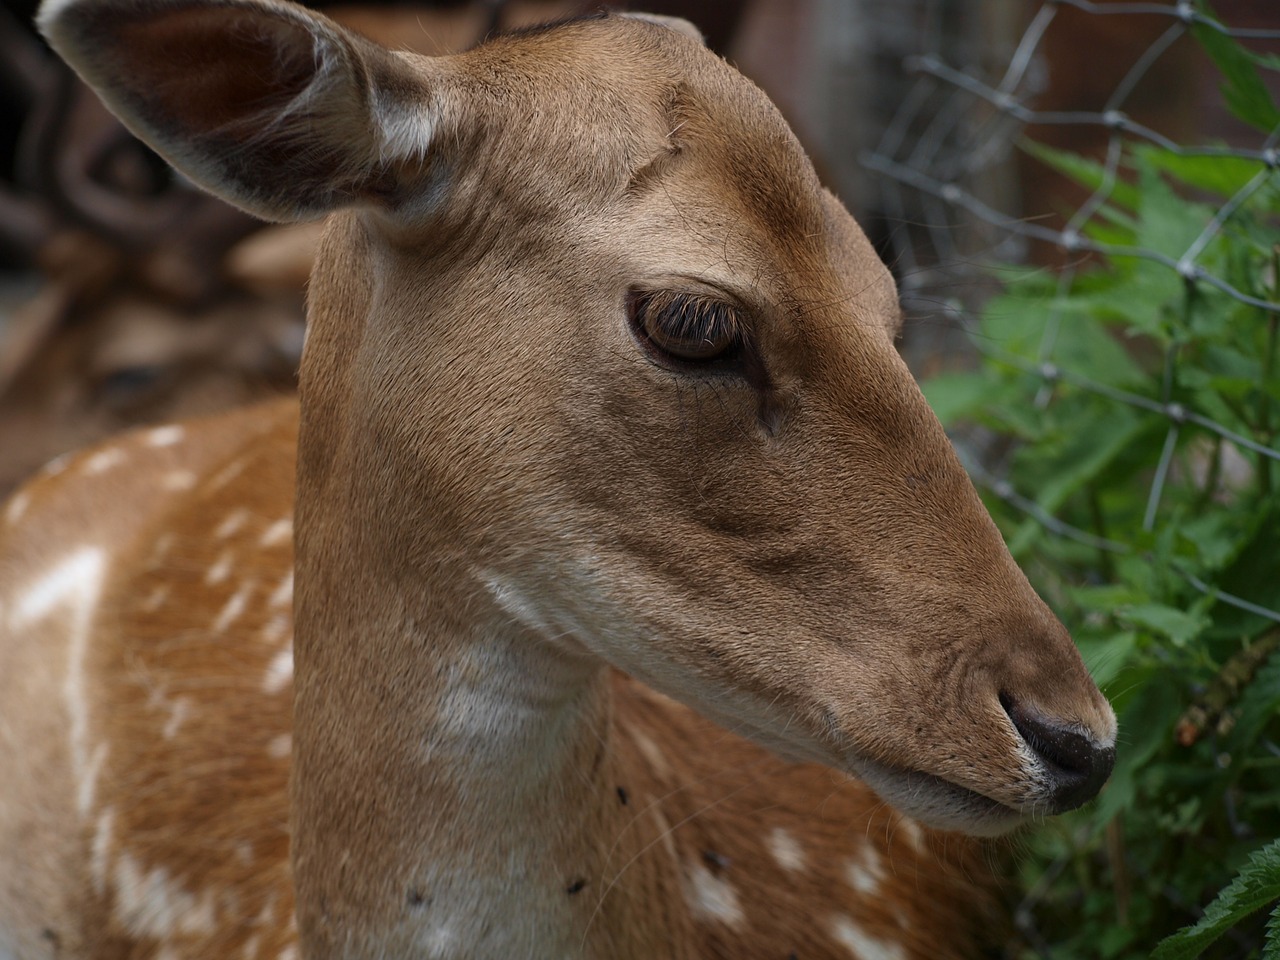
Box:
[1001, 692, 1091, 775]
[1000, 692, 1115, 813]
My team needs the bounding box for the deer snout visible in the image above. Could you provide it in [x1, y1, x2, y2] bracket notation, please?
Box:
[1000, 693, 1116, 813]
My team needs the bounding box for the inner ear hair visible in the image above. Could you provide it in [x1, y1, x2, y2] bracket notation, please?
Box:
[38, 0, 439, 222]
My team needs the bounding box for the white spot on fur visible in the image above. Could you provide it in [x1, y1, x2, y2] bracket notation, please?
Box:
[414, 924, 458, 955]
[261, 613, 290, 645]
[114, 852, 218, 938]
[84, 447, 126, 475]
[267, 733, 291, 758]
[213, 582, 255, 633]
[162, 470, 197, 491]
[269, 571, 293, 609]
[433, 646, 536, 742]
[215, 509, 250, 539]
[79, 741, 109, 815]
[164, 697, 191, 739]
[206, 550, 234, 585]
[143, 585, 170, 612]
[684, 861, 744, 928]
[40, 452, 73, 477]
[259, 517, 292, 548]
[4, 489, 31, 525]
[830, 914, 906, 960]
[14, 547, 102, 625]
[895, 815, 924, 853]
[651, 806, 679, 860]
[767, 826, 806, 873]
[92, 806, 115, 894]
[278, 947, 298, 960]
[263, 646, 292, 694]
[209, 458, 247, 490]
[149, 533, 175, 565]
[13, 547, 105, 814]
[846, 845, 885, 895]
[145, 425, 185, 447]
[632, 731, 671, 776]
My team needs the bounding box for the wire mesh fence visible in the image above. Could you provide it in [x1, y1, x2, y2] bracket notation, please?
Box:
[865, 0, 1280, 622]
[863, 5, 1280, 951]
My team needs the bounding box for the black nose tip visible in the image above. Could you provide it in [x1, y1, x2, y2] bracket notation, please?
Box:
[1001, 693, 1115, 813]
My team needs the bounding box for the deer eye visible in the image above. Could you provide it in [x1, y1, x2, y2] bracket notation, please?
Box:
[627, 290, 743, 367]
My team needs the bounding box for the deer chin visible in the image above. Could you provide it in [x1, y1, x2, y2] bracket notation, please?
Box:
[711, 706, 1029, 836]
[847, 754, 1027, 837]
[834, 757, 1024, 839]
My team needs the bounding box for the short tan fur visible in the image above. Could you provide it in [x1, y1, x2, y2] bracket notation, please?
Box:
[0, 4, 1115, 957]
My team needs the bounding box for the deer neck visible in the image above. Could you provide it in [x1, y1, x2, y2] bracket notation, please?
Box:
[290, 221, 684, 959]
[292, 495, 684, 958]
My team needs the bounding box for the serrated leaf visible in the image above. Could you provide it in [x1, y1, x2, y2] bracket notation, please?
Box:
[1177, 510, 1255, 572]
[1151, 836, 1280, 959]
[1192, 16, 1280, 133]
[1133, 161, 1219, 261]
[1137, 145, 1269, 201]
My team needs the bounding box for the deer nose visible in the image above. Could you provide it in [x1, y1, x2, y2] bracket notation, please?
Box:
[1000, 693, 1115, 813]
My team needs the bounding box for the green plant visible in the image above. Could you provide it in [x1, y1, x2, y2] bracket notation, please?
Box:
[920, 15, 1280, 959]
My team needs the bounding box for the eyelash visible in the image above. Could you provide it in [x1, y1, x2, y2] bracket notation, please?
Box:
[626, 289, 746, 373]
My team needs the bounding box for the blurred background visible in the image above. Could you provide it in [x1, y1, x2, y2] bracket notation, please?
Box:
[2, 0, 1278, 956]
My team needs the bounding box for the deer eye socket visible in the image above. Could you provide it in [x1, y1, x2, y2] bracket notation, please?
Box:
[627, 289, 743, 367]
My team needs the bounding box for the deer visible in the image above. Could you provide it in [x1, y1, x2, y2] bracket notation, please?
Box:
[0, 1, 1117, 957]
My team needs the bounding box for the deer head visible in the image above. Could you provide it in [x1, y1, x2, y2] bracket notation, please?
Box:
[38, 0, 1116, 832]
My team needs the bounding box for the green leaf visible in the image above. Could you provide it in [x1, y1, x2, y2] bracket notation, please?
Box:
[1177, 510, 1253, 572]
[1192, 15, 1280, 133]
[1151, 836, 1280, 959]
[1068, 584, 1145, 613]
[1214, 505, 1280, 634]
[1093, 671, 1181, 825]
[1138, 146, 1268, 201]
[1020, 138, 1142, 211]
[1118, 603, 1209, 647]
[1226, 647, 1280, 756]
[1076, 630, 1138, 690]
[1030, 411, 1146, 515]
[921, 372, 989, 425]
[1132, 160, 1218, 261]
[1266, 902, 1280, 960]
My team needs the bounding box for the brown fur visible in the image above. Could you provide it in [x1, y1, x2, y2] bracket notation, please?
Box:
[1, 5, 1114, 958]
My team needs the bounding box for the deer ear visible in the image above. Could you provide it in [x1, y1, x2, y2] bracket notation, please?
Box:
[37, 0, 440, 222]
[621, 12, 705, 44]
